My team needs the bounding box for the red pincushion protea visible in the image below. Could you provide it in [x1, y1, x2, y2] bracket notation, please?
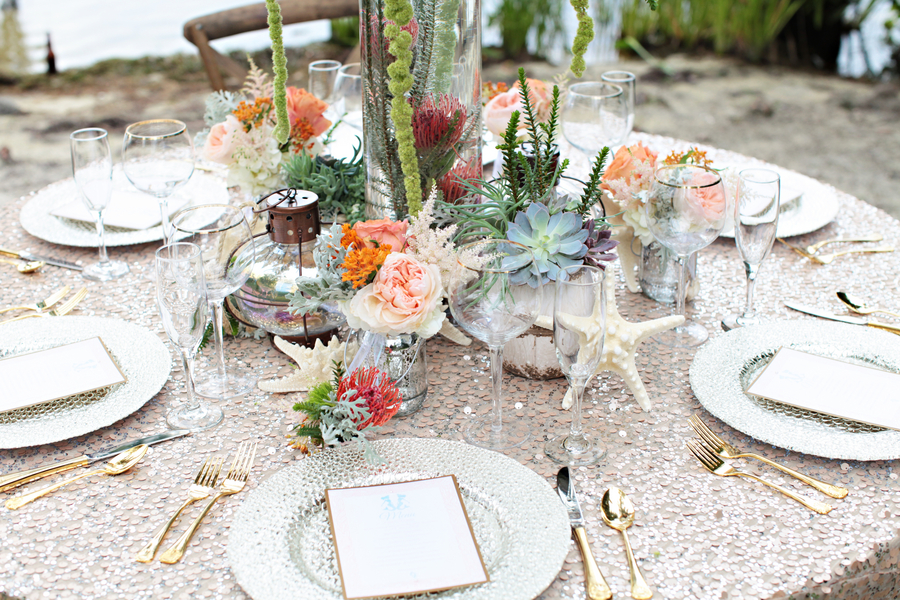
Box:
[412, 95, 467, 153]
[438, 157, 482, 204]
[337, 367, 402, 429]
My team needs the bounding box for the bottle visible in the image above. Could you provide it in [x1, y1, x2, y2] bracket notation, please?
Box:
[46, 34, 57, 75]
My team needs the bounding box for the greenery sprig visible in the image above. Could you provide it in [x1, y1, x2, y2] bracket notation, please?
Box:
[568, 0, 658, 78]
[265, 0, 290, 145]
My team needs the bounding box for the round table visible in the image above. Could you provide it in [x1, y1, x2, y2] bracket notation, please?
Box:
[1, 134, 899, 600]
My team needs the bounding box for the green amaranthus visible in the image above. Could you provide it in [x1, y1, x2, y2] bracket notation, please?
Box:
[265, 0, 290, 145]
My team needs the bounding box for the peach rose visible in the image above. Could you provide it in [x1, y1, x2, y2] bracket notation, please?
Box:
[484, 78, 552, 137]
[285, 87, 332, 137]
[353, 219, 409, 250]
[202, 115, 242, 164]
[600, 142, 658, 193]
[675, 170, 727, 226]
[344, 253, 445, 337]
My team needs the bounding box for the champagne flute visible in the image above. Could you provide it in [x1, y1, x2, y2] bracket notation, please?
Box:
[171, 205, 256, 399]
[722, 168, 780, 331]
[561, 82, 628, 158]
[645, 164, 728, 347]
[545, 265, 607, 465]
[448, 240, 543, 450]
[70, 128, 129, 281]
[123, 119, 195, 242]
[332, 63, 363, 131]
[155, 242, 223, 431]
[600, 71, 636, 143]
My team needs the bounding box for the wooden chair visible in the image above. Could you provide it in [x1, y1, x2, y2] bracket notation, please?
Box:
[184, 0, 360, 91]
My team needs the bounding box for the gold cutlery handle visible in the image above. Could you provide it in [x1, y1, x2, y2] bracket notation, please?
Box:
[159, 492, 227, 564]
[3, 312, 46, 323]
[739, 453, 847, 498]
[5, 468, 104, 510]
[0, 305, 36, 315]
[737, 472, 832, 514]
[0, 456, 89, 494]
[867, 321, 900, 335]
[620, 529, 653, 600]
[829, 246, 894, 259]
[135, 497, 197, 563]
[808, 234, 884, 253]
[573, 526, 613, 600]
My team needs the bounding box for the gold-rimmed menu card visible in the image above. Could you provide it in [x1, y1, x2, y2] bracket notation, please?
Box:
[746, 346, 900, 431]
[0, 337, 126, 413]
[325, 475, 489, 600]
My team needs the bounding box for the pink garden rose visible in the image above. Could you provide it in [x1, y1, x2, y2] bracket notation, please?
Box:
[344, 253, 445, 337]
[353, 219, 409, 250]
[202, 115, 242, 164]
[676, 170, 727, 226]
[600, 142, 658, 194]
[484, 78, 553, 137]
[285, 87, 332, 137]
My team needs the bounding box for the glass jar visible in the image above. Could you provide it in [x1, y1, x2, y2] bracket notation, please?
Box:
[639, 241, 699, 304]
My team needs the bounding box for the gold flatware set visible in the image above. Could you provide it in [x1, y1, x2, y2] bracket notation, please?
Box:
[0, 286, 88, 325]
[777, 235, 893, 264]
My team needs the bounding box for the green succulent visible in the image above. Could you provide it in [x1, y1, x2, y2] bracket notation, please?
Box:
[282, 144, 367, 224]
[506, 202, 588, 286]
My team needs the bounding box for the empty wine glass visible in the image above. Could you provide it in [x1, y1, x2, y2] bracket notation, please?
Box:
[70, 128, 129, 281]
[449, 240, 543, 450]
[155, 242, 223, 431]
[561, 82, 628, 158]
[171, 204, 256, 399]
[332, 63, 363, 131]
[545, 265, 607, 466]
[645, 164, 728, 347]
[309, 59, 341, 103]
[600, 71, 636, 143]
[123, 119, 195, 242]
[722, 168, 780, 331]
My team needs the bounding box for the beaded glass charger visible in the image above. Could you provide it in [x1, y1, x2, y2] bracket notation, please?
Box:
[19, 168, 229, 247]
[0, 316, 170, 448]
[228, 438, 571, 600]
[690, 320, 900, 460]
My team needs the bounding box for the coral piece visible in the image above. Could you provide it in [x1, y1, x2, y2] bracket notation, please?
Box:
[612, 226, 641, 293]
[258, 336, 355, 393]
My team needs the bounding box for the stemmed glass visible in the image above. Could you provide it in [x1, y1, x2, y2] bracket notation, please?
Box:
[155, 242, 223, 431]
[70, 128, 129, 281]
[122, 119, 195, 242]
[309, 59, 342, 103]
[545, 265, 607, 465]
[171, 205, 256, 399]
[722, 168, 780, 331]
[600, 71, 636, 143]
[645, 164, 728, 347]
[449, 240, 543, 450]
[332, 63, 363, 131]
[561, 82, 628, 158]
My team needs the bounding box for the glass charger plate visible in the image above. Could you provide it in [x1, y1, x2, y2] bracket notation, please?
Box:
[0, 316, 171, 449]
[228, 438, 571, 600]
[19, 169, 229, 247]
[690, 320, 900, 460]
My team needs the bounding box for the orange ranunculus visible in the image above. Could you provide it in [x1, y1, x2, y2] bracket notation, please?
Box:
[600, 142, 658, 193]
[285, 87, 331, 137]
[353, 219, 409, 251]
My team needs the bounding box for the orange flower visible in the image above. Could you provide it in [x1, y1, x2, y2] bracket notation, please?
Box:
[340, 223, 365, 249]
[232, 97, 273, 129]
[483, 81, 509, 102]
[285, 87, 331, 137]
[341, 245, 392, 289]
[290, 119, 317, 148]
[664, 147, 712, 167]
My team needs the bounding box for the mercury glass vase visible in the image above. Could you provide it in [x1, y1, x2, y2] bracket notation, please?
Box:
[344, 330, 428, 416]
[359, 0, 482, 219]
[640, 241, 699, 304]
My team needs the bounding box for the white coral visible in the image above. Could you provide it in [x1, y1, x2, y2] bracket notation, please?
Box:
[258, 336, 356, 393]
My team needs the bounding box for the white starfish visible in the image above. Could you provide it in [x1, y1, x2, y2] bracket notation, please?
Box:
[537, 262, 684, 411]
[611, 226, 641, 293]
[258, 336, 355, 393]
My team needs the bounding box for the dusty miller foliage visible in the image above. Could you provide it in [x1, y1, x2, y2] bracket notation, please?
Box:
[287, 224, 355, 316]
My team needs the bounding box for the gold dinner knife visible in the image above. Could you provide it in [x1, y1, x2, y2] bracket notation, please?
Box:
[557, 467, 613, 600]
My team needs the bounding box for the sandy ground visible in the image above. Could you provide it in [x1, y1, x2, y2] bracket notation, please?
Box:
[1, 53, 898, 218]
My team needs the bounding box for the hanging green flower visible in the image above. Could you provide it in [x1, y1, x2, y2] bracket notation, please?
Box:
[266, 0, 290, 145]
[568, 0, 659, 78]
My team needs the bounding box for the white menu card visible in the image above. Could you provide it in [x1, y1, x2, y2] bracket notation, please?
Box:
[326, 475, 489, 599]
[747, 347, 900, 431]
[0, 337, 126, 413]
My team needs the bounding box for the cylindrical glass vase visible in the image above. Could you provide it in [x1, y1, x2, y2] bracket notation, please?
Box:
[640, 241, 699, 304]
[345, 330, 428, 416]
[359, 0, 482, 219]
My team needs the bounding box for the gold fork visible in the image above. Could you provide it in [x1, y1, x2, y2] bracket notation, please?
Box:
[777, 238, 894, 264]
[0, 287, 88, 325]
[686, 439, 832, 515]
[159, 442, 258, 564]
[804, 234, 883, 254]
[0, 286, 71, 315]
[688, 415, 847, 499]
[135, 457, 224, 563]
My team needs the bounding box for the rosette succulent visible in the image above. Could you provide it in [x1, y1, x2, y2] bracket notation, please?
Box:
[506, 202, 588, 286]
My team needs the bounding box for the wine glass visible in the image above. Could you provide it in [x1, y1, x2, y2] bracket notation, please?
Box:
[561, 82, 628, 157]
[332, 63, 363, 131]
[448, 240, 543, 450]
[600, 71, 635, 144]
[155, 242, 223, 431]
[309, 59, 342, 103]
[171, 204, 256, 399]
[70, 128, 129, 281]
[122, 119, 195, 242]
[645, 164, 728, 347]
[722, 168, 780, 331]
[545, 265, 607, 465]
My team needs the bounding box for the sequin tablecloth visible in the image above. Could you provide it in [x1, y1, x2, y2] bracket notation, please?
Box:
[2, 135, 900, 600]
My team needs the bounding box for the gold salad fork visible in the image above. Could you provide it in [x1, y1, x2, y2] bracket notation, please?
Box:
[0, 287, 87, 325]
[686, 439, 833, 515]
[159, 441, 258, 564]
[688, 415, 848, 499]
[135, 457, 224, 563]
[777, 238, 894, 264]
[804, 234, 883, 254]
[0, 285, 71, 315]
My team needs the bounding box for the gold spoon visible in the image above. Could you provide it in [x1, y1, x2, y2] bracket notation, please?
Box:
[836, 292, 900, 319]
[5, 445, 148, 510]
[601, 487, 653, 600]
[0, 258, 44, 274]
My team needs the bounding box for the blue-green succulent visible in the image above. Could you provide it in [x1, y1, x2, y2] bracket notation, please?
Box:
[506, 202, 588, 286]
